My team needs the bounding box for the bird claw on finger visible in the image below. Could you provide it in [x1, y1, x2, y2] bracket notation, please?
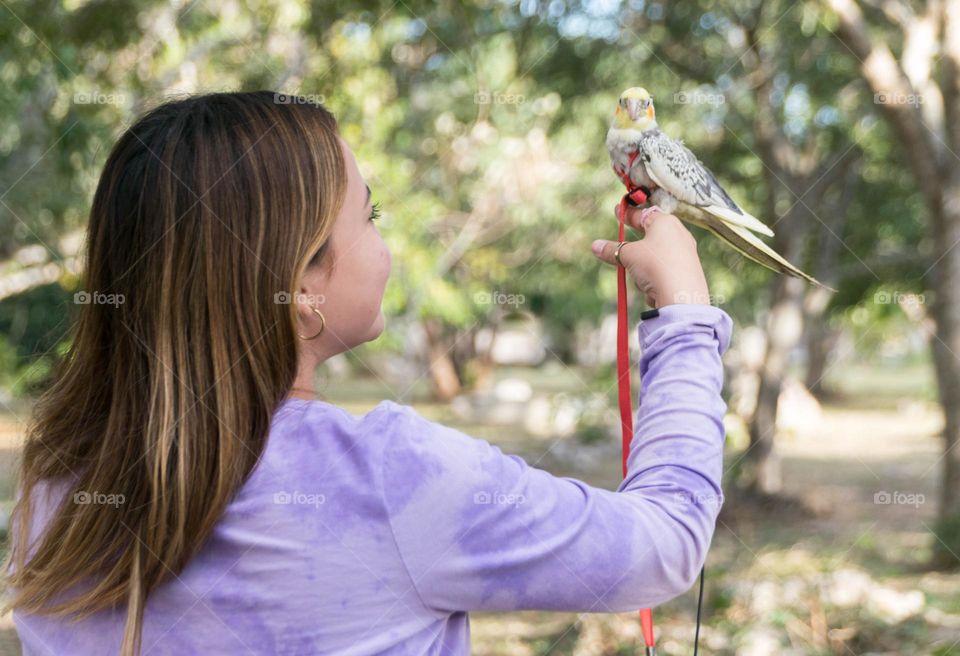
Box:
[638, 205, 661, 231]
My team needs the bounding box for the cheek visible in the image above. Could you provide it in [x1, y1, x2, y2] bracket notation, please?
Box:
[381, 241, 392, 280]
[374, 235, 391, 285]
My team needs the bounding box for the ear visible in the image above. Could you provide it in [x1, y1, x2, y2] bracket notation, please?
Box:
[296, 266, 327, 319]
[294, 289, 312, 321]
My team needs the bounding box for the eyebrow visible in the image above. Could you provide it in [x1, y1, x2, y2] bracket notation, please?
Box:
[365, 185, 372, 206]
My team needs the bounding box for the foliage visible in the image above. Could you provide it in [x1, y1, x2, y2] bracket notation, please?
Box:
[0, 0, 927, 395]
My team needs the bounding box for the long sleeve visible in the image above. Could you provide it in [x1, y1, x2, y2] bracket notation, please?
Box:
[378, 303, 732, 614]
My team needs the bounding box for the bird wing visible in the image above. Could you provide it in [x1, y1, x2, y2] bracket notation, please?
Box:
[675, 203, 834, 291]
[638, 129, 774, 237]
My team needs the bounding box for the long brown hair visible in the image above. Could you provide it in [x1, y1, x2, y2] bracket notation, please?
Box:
[3, 91, 346, 654]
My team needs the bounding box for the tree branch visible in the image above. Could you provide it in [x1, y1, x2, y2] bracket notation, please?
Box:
[941, 0, 960, 154]
[823, 0, 943, 207]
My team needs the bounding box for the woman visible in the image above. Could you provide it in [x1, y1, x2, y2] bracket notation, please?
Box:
[5, 91, 731, 655]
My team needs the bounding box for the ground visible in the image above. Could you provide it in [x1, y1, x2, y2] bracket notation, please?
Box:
[0, 361, 955, 655]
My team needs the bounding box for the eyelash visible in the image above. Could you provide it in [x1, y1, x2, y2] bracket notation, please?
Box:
[369, 201, 382, 222]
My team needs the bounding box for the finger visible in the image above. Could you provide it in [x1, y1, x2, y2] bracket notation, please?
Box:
[591, 239, 631, 267]
[620, 205, 645, 231]
[638, 205, 665, 232]
[631, 276, 656, 305]
[613, 202, 635, 228]
[621, 204, 668, 234]
[634, 277, 656, 306]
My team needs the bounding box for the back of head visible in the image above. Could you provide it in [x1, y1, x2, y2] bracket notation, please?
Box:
[4, 91, 347, 655]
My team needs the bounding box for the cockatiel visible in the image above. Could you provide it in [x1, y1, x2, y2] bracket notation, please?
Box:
[607, 86, 831, 289]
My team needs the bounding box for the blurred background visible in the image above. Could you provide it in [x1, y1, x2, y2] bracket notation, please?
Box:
[0, 0, 957, 654]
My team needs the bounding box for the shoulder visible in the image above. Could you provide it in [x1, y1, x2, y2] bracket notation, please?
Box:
[641, 128, 683, 154]
[264, 396, 492, 462]
[371, 401, 527, 515]
[371, 400, 502, 461]
[257, 398, 409, 483]
[281, 398, 448, 449]
[270, 397, 395, 442]
[264, 398, 520, 500]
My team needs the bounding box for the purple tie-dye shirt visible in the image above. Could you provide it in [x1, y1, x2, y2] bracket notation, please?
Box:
[13, 303, 732, 655]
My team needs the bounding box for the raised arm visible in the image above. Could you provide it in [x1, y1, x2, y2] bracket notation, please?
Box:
[375, 302, 731, 614]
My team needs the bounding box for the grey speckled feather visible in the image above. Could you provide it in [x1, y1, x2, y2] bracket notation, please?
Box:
[607, 87, 831, 289]
[638, 128, 742, 212]
[608, 125, 775, 237]
[607, 124, 832, 289]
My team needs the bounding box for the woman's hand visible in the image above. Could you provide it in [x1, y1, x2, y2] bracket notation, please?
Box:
[591, 206, 710, 309]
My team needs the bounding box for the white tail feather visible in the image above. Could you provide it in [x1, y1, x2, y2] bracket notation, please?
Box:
[704, 204, 774, 237]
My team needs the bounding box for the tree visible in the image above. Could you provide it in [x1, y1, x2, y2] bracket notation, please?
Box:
[824, 0, 960, 564]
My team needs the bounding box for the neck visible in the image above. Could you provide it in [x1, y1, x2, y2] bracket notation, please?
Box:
[613, 115, 656, 131]
[290, 347, 328, 400]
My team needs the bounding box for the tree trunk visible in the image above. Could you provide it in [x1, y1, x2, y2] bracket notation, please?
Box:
[804, 320, 840, 397]
[804, 158, 856, 397]
[930, 177, 960, 566]
[422, 318, 462, 402]
[824, 0, 960, 564]
[746, 274, 806, 494]
[741, 27, 813, 494]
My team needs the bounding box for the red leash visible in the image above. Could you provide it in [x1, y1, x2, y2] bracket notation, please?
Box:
[614, 182, 657, 654]
[613, 158, 708, 655]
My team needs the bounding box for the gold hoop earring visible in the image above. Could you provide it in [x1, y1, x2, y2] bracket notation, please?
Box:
[297, 306, 326, 340]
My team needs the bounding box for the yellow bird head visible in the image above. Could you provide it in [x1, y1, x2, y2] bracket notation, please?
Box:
[613, 87, 656, 130]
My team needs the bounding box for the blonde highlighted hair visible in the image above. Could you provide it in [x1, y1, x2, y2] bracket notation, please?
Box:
[3, 91, 347, 654]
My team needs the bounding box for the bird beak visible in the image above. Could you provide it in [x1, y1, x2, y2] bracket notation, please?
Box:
[646, 104, 655, 120]
[627, 98, 642, 121]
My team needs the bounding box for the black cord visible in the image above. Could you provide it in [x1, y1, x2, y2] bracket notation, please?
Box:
[693, 564, 705, 655]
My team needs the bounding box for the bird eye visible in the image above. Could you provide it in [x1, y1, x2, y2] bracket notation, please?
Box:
[619, 98, 626, 108]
